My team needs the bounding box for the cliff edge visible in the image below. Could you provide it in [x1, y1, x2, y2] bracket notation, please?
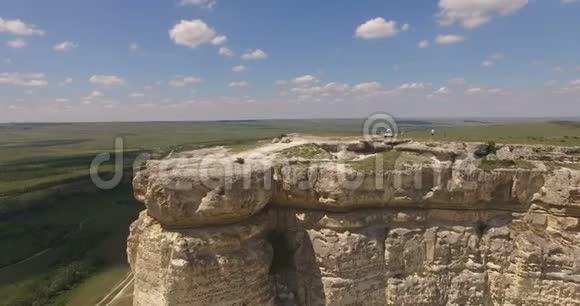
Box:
[128, 135, 580, 305]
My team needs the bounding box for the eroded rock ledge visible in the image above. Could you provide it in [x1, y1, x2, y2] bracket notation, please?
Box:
[128, 136, 580, 305]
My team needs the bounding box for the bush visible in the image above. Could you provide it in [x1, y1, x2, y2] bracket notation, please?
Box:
[475, 141, 497, 158]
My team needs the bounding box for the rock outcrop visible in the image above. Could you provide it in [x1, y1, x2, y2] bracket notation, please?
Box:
[128, 136, 580, 305]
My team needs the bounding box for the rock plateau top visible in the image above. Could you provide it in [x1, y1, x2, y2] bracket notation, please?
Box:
[128, 135, 580, 305]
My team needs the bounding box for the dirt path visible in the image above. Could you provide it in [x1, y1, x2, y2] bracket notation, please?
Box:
[95, 272, 134, 306]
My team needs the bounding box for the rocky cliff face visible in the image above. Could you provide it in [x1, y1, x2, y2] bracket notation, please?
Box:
[128, 136, 580, 305]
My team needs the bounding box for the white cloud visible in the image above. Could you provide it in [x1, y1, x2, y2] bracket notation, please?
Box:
[6, 38, 27, 48]
[465, 87, 506, 95]
[53, 41, 78, 52]
[54, 98, 69, 103]
[232, 65, 246, 72]
[561, 0, 579, 4]
[129, 42, 139, 51]
[553, 66, 564, 72]
[89, 75, 126, 86]
[0, 18, 45, 36]
[129, 92, 145, 98]
[292, 75, 318, 84]
[418, 40, 429, 48]
[0, 72, 47, 87]
[82, 90, 104, 104]
[481, 60, 494, 67]
[288, 82, 351, 98]
[229, 81, 250, 88]
[481, 53, 504, 68]
[59, 77, 73, 86]
[435, 34, 465, 44]
[218, 47, 234, 57]
[399, 82, 426, 90]
[355, 17, 404, 39]
[241, 49, 268, 60]
[353, 81, 384, 92]
[401, 23, 410, 32]
[211, 35, 227, 45]
[557, 80, 580, 93]
[169, 19, 218, 48]
[169, 76, 203, 87]
[179, 0, 217, 9]
[466, 87, 482, 94]
[437, 0, 529, 29]
[434, 87, 451, 95]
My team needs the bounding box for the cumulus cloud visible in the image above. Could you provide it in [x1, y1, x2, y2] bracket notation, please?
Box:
[228, 81, 250, 88]
[561, 0, 579, 4]
[219, 47, 234, 57]
[129, 42, 139, 51]
[241, 49, 268, 60]
[465, 87, 506, 95]
[53, 41, 78, 52]
[435, 34, 465, 44]
[82, 90, 105, 104]
[6, 38, 27, 48]
[169, 19, 219, 48]
[418, 40, 429, 48]
[0, 72, 48, 87]
[232, 65, 246, 72]
[211, 35, 227, 45]
[437, 0, 528, 29]
[399, 82, 426, 90]
[481, 53, 504, 68]
[292, 75, 318, 84]
[59, 77, 73, 86]
[89, 75, 126, 86]
[129, 92, 145, 98]
[289, 82, 351, 97]
[169, 76, 203, 87]
[353, 81, 384, 92]
[355, 17, 407, 39]
[0, 18, 45, 36]
[434, 87, 451, 95]
[481, 60, 494, 67]
[179, 0, 217, 9]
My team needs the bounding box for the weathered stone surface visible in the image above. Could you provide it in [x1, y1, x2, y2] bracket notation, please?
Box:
[133, 148, 273, 227]
[128, 211, 275, 306]
[128, 136, 580, 305]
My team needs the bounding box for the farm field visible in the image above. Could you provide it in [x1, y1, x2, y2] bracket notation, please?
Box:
[0, 118, 579, 305]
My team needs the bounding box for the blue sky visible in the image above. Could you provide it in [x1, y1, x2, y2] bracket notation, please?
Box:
[0, 0, 579, 122]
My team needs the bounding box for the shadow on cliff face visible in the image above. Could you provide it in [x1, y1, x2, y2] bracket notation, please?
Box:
[267, 229, 327, 306]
